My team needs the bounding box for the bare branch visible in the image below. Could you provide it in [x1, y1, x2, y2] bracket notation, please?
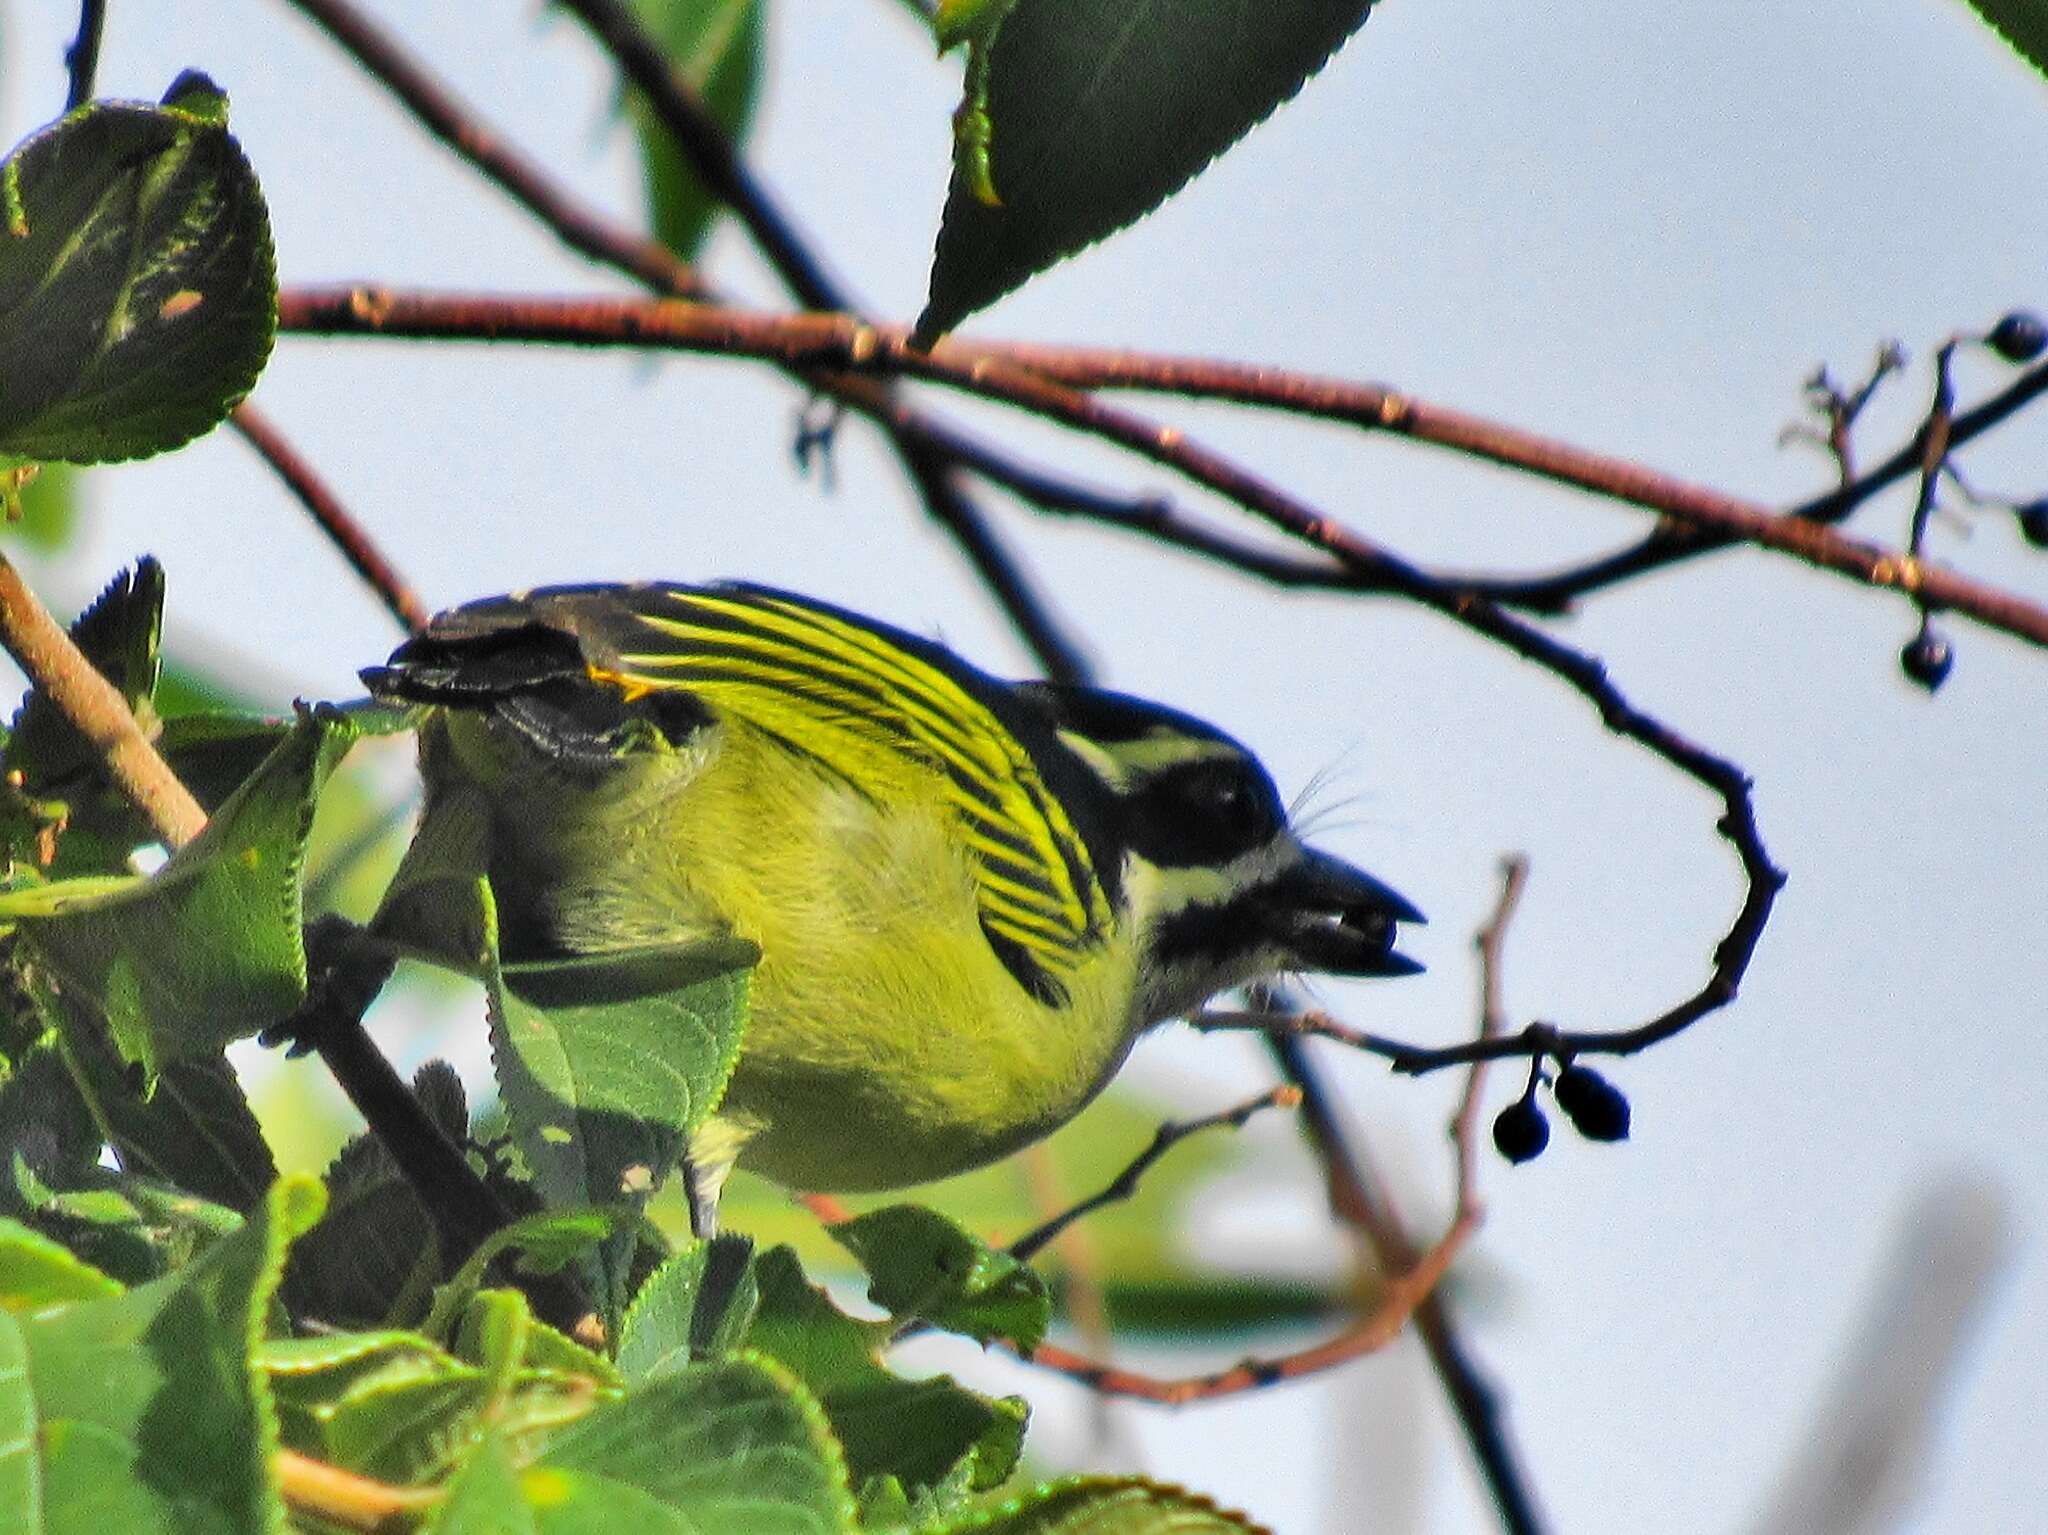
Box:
[1006, 1085, 1301, 1264]
[231, 403, 429, 634]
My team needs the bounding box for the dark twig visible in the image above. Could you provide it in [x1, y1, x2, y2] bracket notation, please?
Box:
[895, 435, 1092, 684]
[1464, 348, 2046, 610]
[280, 0, 1103, 681]
[284, 917, 596, 1337]
[280, 0, 709, 301]
[1269, 1032, 1546, 1535]
[1906, 343, 1958, 564]
[64, 0, 106, 110]
[1007, 1085, 1301, 1265]
[231, 404, 429, 634]
[551, 0, 842, 312]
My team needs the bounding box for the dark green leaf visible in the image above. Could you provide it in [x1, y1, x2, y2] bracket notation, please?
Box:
[746, 1246, 1026, 1499]
[53, 999, 274, 1213]
[4, 557, 164, 795]
[264, 1309, 614, 1489]
[1, 706, 357, 1075]
[616, 1233, 759, 1378]
[629, 0, 766, 261]
[525, 1354, 853, 1534]
[6, 1175, 322, 1535]
[282, 1059, 468, 1328]
[0, 75, 276, 461]
[1953, 1, 2048, 81]
[929, 1476, 1271, 1534]
[832, 1204, 1048, 1352]
[917, 0, 1377, 341]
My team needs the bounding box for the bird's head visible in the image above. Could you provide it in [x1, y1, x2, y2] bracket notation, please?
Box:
[1015, 684, 1424, 1024]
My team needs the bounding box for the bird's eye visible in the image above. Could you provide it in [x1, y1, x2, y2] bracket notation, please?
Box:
[1125, 758, 1283, 866]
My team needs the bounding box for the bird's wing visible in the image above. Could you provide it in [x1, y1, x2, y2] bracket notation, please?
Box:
[370, 583, 1113, 1005]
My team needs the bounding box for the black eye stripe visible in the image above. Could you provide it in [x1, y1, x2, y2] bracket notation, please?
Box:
[1119, 758, 1285, 867]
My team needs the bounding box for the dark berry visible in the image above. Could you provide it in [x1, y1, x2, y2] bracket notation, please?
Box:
[1987, 312, 2047, 364]
[2016, 499, 2048, 549]
[1899, 630, 1954, 691]
[1553, 1065, 1631, 1142]
[1492, 1099, 1551, 1164]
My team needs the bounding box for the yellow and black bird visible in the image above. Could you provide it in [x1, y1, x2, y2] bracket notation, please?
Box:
[366, 581, 1421, 1219]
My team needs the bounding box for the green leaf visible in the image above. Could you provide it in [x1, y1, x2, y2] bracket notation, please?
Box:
[616, 1233, 760, 1378]
[523, 1353, 853, 1534]
[4, 1175, 322, 1535]
[0, 1216, 123, 1309]
[930, 1476, 1271, 1534]
[485, 889, 754, 1323]
[264, 1311, 612, 1489]
[1, 706, 357, 1076]
[628, 0, 766, 261]
[917, 0, 1378, 342]
[831, 1204, 1048, 1352]
[1953, 0, 2048, 81]
[745, 1246, 1026, 1500]
[0, 73, 276, 462]
[424, 1431, 535, 1535]
[58, 1015, 274, 1214]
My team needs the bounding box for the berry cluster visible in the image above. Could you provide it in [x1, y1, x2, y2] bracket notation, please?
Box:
[1493, 1055, 1631, 1165]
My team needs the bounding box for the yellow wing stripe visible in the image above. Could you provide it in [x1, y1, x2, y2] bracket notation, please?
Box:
[675, 594, 1010, 781]
[604, 589, 1111, 985]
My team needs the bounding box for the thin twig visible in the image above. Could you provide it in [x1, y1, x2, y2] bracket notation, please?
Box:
[1018, 1206, 1475, 1405]
[1269, 1033, 1546, 1535]
[1455, 855, 1529, 1208]
[231, 404, 429, 634]
[64, 0, 106, 110]
[283, 917, 597, 1339]
[280, 0, 709, 301]
[551, 0, 842, 312]
[1464, 347, 2044, 610]
[1007, 1086, 1300, 1264]
[0, 555, 207, 849]
[275, 1448, 441, 1533]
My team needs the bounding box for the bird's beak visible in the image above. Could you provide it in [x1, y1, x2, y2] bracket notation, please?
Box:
[1263, 847, 1425, 978]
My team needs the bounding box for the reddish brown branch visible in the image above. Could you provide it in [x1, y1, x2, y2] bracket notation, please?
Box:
[272, 289, 2048, 650]
[1019, 1207, 1475, 1405]
[274, 285, 1790, 1082]
[231, 403, 429, 634]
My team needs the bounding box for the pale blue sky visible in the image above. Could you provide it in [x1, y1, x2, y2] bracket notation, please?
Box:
[3, 3, 2045, 1530]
